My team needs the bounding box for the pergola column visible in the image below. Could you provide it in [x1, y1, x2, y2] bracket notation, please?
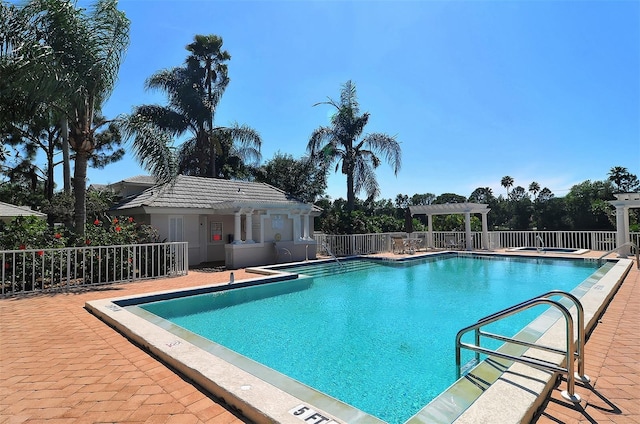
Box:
[464, 212, 472, 250]
[615, 205, 629, 257]
[427, 214, 434, 248]
[481, 211, 489, 250]
[609, 193, 640, 258]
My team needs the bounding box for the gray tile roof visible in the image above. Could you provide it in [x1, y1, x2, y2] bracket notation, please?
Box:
[120, 175, 157, 184]
[112, 175, 320, 212]
[0, 202, 47, 218]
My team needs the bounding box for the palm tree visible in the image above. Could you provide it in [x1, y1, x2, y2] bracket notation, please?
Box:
[528, 181, 540, 199]
[501, 176, 514, 197]
[469, 187, 494, 204]
[176, 123, 261, 179]
[307, 80, 401, 212]
[608, 166, 639, 193]
[125, 34, 261, 182]
[1, 0, 130, 239]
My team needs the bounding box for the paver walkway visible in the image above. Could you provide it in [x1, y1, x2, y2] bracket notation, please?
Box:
[532, 262, 639, 424]
[0, 269, 255, 424]
[1, 258, 638, 423]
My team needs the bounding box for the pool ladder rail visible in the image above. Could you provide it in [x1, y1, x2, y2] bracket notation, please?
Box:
[597, 241, 639, 268]
[536, 235, 546, 253]
[455, 290, 590, 402]
[321, 242, 346, 269]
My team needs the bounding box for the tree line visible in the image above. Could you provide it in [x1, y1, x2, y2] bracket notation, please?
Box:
[2, 0, 638, 241]
[313, 168, 639, 235]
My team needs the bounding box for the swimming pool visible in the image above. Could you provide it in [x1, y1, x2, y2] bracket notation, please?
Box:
[136, 255, 597, 423]
[86, 253, 632, 423]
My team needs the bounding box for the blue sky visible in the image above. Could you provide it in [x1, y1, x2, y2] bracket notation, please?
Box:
[90, 0, 639, 201]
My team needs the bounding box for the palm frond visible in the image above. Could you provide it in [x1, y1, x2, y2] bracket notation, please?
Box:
[340, 80, 359, 112]
[133, 105, 190, 135]
[88, 0, 130, 102]
[362, 133, 401, 175]
[353, 158, 380, 200]
[223, 123, 262, 166]
[119, 114, 177, 184]
[307, 126, 333, 156]
[176, 137, 201, 175]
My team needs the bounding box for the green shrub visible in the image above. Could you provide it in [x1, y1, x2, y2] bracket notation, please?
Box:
[0, 216, 165, 293]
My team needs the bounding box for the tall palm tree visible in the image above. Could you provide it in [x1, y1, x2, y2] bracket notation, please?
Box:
[608, 166, 639, 193]
[501, 176, 514, 197]
[307, 80, 401, 212]
[176, 123, 261, 179]
[125, 34, 261, 181]
[1, 0, 130, 239]
[528, 181, 540, 199]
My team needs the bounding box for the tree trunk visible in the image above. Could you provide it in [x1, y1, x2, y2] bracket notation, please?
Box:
[46, 131, 55, 201]
[72, 149, 89, 241]
[206, 62, 216, 178]
[209, 131, 216, 178]
[346, 171, 355, 213]
[60, 118, 71, 194]
[46, 133, 55, 227]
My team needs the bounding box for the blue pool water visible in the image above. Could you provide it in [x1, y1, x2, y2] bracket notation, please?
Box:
[140, 255, 597, 423]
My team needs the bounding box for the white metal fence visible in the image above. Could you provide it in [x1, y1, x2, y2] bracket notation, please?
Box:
[315, 231, 640, 257]
[1, 242, 188, 296]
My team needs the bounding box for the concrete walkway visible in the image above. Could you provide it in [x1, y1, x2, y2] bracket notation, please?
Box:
[1, 258, 638, 423]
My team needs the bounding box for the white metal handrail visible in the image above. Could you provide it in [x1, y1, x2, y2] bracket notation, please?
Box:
[1, 242, 188, 296]
[536, 235, 545, 253]
[455, 291, 589, 402]
[597, 241, 639, 268]
[274, 243, 292, 263]
[321, 242, 345, 269]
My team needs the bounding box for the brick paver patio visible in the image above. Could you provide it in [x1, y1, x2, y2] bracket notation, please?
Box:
[532, 261, 639, 424]
[1, 257, 638, 423]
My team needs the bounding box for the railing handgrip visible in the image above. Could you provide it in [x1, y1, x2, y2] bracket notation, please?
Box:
[455, 292, 585, 402]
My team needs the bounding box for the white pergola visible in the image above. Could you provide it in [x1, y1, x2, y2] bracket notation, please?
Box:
[409, 203, 490, 250]
[608, 192, 640, 257]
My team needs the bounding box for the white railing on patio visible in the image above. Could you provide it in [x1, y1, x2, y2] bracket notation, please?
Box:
[1, 242, 188, 296]
[315, 231, 639, 257]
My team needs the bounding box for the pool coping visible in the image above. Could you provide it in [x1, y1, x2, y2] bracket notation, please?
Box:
[506, 247, 591, 255]
[85, 253, 633, 424]
[87, 272, 370, 424]
[409, 256, 632, 423]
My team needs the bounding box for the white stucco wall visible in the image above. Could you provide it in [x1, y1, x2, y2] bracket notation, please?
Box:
[146, 210, 318, 268]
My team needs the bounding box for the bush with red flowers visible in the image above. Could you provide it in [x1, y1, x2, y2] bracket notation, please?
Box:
[0, 216, 68, 251]
[0, 215, 162, 293]
[83, 215, 159, 247]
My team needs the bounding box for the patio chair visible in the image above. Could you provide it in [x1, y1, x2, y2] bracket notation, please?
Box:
[444, 235, 465, 250]
[392, 236, 406, 254]
[410, 234, 427, 252]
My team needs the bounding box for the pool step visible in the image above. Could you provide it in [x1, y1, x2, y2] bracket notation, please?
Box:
[282, 260, 378, 277]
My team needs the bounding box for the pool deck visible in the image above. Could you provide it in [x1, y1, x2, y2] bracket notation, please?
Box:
[1, 250, 638, 423]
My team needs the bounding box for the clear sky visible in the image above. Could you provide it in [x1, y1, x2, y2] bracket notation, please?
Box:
[90, 0, 639, 201]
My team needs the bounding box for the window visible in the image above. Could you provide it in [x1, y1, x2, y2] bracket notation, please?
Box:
[272, 214, 283, 230]
[168, 216, 184, 242]
[210, 222, 223, 242]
